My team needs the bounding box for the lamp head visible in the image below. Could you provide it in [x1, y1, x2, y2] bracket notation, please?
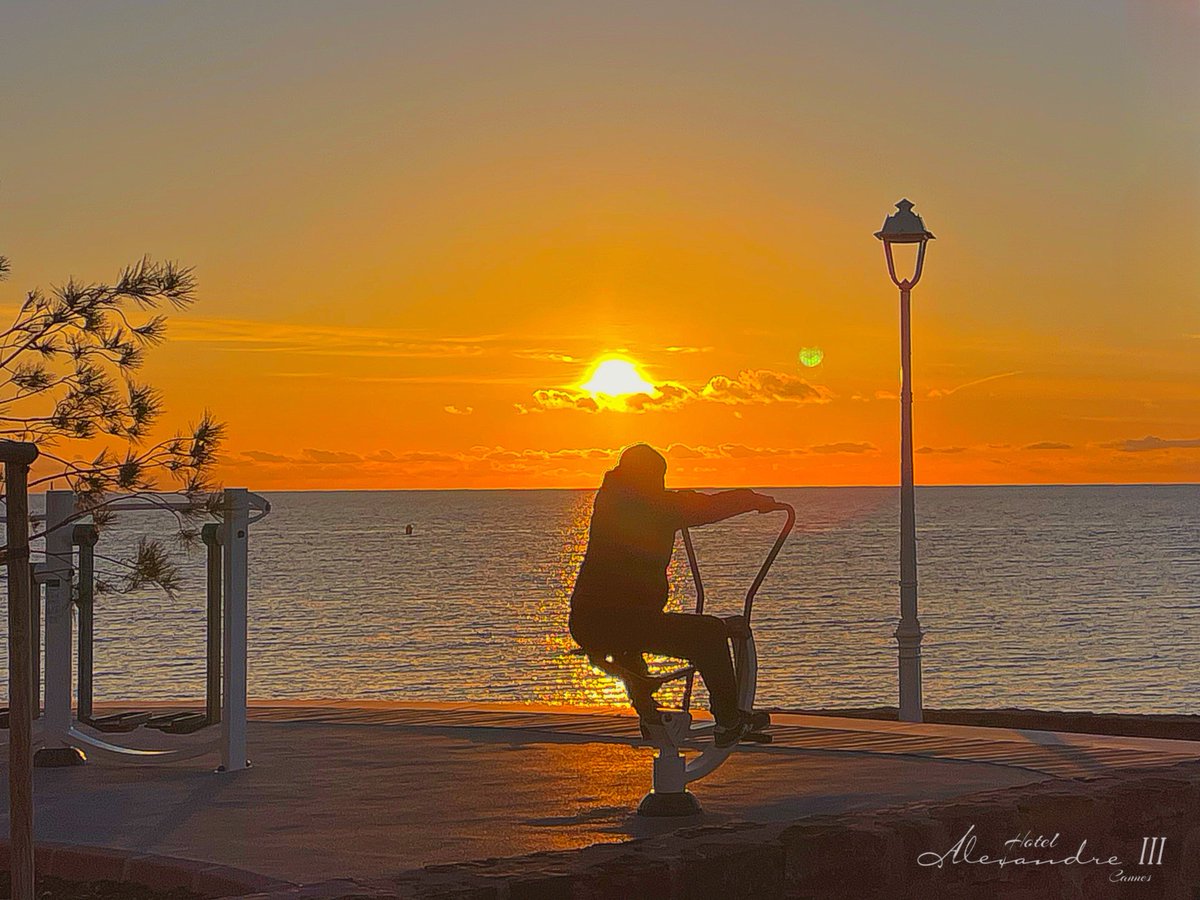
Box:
[874, 199, 935, 245]
[875, 199, 934, 288]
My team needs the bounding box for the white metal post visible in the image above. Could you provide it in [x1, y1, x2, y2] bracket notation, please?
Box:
[220, 488, 250, 772]
[39, 491, 75, 752]
[651, 749, 688, 794]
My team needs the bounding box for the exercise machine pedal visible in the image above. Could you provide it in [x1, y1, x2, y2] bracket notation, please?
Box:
[81, 711, 151, 733]
[145, 711, 210, 735]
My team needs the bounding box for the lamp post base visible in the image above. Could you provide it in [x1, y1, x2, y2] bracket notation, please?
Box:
[895, 623, 924, 723]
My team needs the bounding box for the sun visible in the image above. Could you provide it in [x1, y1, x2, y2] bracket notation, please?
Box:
[581, 358, 656, 397]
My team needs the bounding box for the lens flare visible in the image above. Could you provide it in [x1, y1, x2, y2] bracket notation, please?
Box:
[798, 347, 824, 368]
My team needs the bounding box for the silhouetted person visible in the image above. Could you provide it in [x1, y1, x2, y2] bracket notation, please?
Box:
[570, 444, 780, 747]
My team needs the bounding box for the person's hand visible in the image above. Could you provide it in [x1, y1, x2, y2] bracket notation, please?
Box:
[752, 492, 780, 513]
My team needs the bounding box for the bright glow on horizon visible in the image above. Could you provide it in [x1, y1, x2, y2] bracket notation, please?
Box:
[580, 359, 656, 398]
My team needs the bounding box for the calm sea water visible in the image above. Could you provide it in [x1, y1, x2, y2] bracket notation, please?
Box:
[5, 486, 1199, 714]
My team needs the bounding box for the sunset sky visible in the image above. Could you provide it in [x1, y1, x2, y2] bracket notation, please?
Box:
[2, 1, 1197, 488]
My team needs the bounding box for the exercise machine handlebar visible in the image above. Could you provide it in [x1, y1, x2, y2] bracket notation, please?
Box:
[680, 501, 794, 713]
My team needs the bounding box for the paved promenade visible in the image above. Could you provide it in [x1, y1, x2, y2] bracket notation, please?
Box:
[4, 702, 1197, 885]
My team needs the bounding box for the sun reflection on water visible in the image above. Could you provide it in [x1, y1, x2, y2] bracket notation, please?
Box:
[527, 490, 703, 710]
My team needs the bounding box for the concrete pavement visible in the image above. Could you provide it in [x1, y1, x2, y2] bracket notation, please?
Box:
[3, 702, 1196, 885]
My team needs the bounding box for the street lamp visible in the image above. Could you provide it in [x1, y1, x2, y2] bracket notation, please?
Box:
[875, 199, 934, 724]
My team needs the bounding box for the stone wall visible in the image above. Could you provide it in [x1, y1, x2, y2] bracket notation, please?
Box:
[0, 839, 291, 897]
[257, 760, 1200, 899]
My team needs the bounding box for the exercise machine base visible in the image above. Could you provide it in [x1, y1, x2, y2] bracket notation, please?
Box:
[637, 790, 703, 817]
[34, 746, 87, 768]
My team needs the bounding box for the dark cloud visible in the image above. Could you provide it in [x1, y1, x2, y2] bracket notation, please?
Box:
[303, 449, 362, 464]
[700, 370, 832, 406]
[241, 450, 290, 463]
[1104, 435, 1200, 452]
[1023, 441, 1073, 451]
[523, 369, 831, 413]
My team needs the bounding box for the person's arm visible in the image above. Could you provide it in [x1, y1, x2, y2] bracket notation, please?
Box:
[671, 489, 779, 528]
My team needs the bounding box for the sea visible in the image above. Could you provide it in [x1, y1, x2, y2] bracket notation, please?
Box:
[4, 485, 1199, 715]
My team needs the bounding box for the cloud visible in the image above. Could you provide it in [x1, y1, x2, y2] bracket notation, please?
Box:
[272, 371, 527, 385]
[172, 318, 493, 360]
[522, 369, 831, 414]
[519, 388, 600, 414]
[1103, 435, 1200, 453]
[700, 370, 832, 406]
[720, 443, 807, 458]
[916, 446, 967, 454]
[623, 382, 694, 412]
[443, 405, 474, 415]
[237, 442, 899, 484]
[928, 371, 1021, 399]
[1023, 441, 1073, 451]
[237, 445, 619, 470]
[401, 451, 462, 463]
[810, 442, 876, 454]
[662, 443, 815, 460]
[241, 450, 291, 463]
[242, 448, 368, 465]
[302, 449, 362, 464]
[517, 385, 674, 414]
[511, 350, 577, 362]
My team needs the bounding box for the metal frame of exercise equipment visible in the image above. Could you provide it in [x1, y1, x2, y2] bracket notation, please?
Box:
[13, 488, 270, 772]
[587, 502, 795, 816]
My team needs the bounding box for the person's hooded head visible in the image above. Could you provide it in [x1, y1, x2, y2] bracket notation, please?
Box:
[608, 443, 667, 494]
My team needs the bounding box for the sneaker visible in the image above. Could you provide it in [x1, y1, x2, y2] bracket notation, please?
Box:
[713, 716, 750, 748]
[744, 709, 770, 731]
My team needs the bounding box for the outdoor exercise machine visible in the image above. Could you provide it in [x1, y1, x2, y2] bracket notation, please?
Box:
[584, 502, 795, 816]
[3, 488, 270, 772]
[68, 521, 223, 736]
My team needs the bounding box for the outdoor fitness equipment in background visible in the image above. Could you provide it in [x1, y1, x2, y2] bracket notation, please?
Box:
[586, 502, 795, 816]
[13, 488, 269, 772]
[69, 521, 221, 736]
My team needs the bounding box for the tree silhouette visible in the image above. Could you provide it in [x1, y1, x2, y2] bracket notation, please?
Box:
[0, 252, 224, 593]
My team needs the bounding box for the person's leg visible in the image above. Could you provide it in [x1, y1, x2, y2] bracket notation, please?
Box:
[630, 612, 740, 726]
[612, 650, 661, 716]
[572, 608, 661, 716]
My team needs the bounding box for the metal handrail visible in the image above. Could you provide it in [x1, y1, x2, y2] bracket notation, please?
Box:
[681, 502, 795, 713]
[0, 489, 272, 524]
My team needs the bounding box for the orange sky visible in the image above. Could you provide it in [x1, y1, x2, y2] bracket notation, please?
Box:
[2, 2, 1197, 489]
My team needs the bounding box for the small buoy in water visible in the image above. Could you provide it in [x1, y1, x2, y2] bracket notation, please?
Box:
[405, 524, 414, 536]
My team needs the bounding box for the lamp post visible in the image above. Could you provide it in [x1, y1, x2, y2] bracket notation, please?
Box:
[875, 199, 934, 724]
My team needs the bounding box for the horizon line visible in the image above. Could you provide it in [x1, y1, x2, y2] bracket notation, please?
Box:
[182, 481, 1200, 494]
